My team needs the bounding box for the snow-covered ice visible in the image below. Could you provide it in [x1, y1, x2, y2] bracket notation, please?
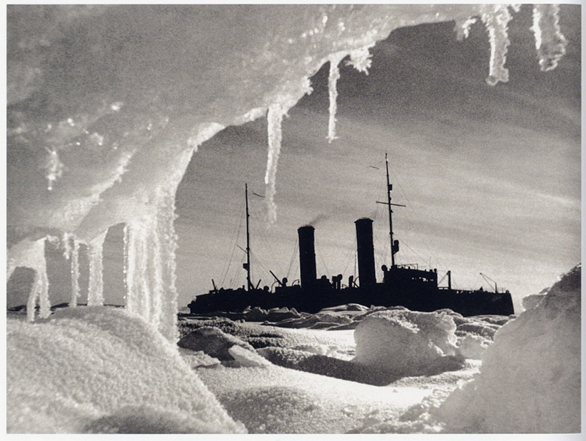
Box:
[7, 307, 245, 433]
[6, 265, 581, 433]
[353, 309, 459, 376]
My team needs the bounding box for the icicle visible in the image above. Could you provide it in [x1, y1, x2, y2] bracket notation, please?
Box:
[481, 5, 515, 86]
[265, 104, 286, 224]
[70, 238, 80, 307]
[532, 4, 567, 72]
[122, 190, 180, 341]
[147, 213, 164, 331]
[124, 220, 152, 320]
[156, 187, 180, 342]
[62, 233, 81, 308]
[87, 230, 107, 306]
[326, 53, 346, 143]
[123, 223, 137, 312]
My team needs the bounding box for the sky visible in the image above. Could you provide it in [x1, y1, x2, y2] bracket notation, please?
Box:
[172, 4, 581, 313]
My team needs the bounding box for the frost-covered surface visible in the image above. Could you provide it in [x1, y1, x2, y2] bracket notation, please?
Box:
[178, 308, 484, 433]
[436, 265, 581, 433]
[6, 307, 245, 433]
[6, 285, 578, 434]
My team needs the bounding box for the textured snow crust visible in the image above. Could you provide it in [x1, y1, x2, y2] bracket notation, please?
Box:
[6, 307, 245, 434]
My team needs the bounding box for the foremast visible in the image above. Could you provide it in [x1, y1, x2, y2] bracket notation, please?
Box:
[378, 153, 405, 268]
[244, 183, 253, 291]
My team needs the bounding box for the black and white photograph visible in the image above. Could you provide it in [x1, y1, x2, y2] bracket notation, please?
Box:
[5, 3, 582, 435]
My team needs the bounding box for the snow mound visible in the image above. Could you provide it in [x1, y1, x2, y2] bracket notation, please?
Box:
[353, 310, 459, 376]
[437, 265, 581, 433]
[7, 307, 245, 434]
[178, 326, 255, 361]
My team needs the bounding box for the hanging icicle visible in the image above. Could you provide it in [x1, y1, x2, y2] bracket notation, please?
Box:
[265, 103, 285, 224]
[147, 213, 164, 331]
[326, 53, 346, 143]
[122, 187, 180, 341]
[532, 4, 567, 72]
[87, 230, 107, 306]
[124, 220, 152, 320]
[156, 186, 180, 342]
[481, 5, 517, 86]
[70, 237, 81, 307]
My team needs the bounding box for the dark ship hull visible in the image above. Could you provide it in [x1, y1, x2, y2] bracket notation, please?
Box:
[188, 219, 514, 317]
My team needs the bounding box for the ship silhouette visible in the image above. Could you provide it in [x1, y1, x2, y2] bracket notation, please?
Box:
[188, 155, 514, 317]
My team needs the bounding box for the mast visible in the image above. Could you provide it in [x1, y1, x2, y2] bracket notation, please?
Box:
[385, 153, 395, 267]
[244, 183, 252, 291]
[376, 153, 405, 267]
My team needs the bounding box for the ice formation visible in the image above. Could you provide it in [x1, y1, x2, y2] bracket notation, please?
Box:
[6, 307, 245, 433]
[326, 53, 346, 143]
[67, 236, 81, 307]
[436, 265, 581, 433]
[265, 104, 286, 224]
[7, 5, 568, 343]
[353, 310, 459, 376]
[532, 4, 568, 71]
[87, 231, 106, 306]
[481, 4, 518, 85]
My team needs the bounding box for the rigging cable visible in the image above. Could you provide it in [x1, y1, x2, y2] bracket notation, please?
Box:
[390, 167, 446, 272]
[219, 197, 246, 287]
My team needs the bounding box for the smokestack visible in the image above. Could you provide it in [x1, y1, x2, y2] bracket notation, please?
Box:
[355, 218, 376, 288]
[298, 225, 317, 289]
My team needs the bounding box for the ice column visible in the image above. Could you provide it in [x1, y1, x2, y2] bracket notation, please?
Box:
[265, 104, 286, 224]
[326, 53, 346, 143]
[123, 184, 180, 341]
[532, 4, 567, 72]
[124, 220, 151, 320]
[69, 238, 81, 308]
[156, 185, 180, 342]
[481, 5, 518, 86]
[87, 230, 107, 306]
[62, 234, 81, 307]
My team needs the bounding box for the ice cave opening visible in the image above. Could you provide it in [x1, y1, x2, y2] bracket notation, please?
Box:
[7, 4, 568, 339]
[6, 4, 580, 434]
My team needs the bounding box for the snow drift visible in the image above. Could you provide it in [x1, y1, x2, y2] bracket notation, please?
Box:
[436, 265, 581, 433]
[6, 307, 245, 433]
[353, 310, 460, 376]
